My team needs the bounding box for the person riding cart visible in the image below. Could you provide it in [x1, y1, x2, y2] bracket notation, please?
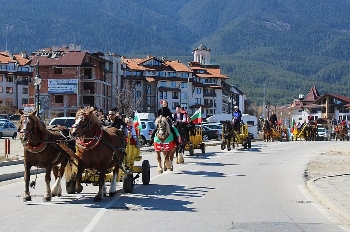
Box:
[232, 106, 242, 133]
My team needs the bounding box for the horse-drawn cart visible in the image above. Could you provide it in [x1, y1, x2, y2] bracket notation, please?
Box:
[66, 132, 151, 194]
[184, 126, 205, 156]
[221, 122, 251, 150]
[117, 132, 150, 193]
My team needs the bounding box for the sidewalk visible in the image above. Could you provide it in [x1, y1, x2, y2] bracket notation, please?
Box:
[306, 144, 350, 223]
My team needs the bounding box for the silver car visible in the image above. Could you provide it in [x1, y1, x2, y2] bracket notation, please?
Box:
[0, 121, 18, 139]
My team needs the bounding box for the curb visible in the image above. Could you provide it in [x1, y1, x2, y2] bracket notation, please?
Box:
[0, 168, 45, 182]
[307, 175, 350, 223]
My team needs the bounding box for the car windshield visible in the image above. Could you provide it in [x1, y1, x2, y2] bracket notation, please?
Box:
[0, 122, 5, 128]
[147, 121, 156, 130]
[318, 128, 326, 132]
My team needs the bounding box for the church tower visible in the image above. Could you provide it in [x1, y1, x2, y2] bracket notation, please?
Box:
[193, 44, 211, 65]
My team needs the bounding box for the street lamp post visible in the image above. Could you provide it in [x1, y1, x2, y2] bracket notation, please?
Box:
[33, 61, 42, 117]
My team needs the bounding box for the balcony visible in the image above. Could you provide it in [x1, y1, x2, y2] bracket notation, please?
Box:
[203, 92, 216, 97]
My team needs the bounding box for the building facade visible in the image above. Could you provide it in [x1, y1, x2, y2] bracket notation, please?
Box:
[0, 51, 32, 110]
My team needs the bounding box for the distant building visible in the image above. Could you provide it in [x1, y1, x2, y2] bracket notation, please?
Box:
[290, 85, 350, 125]
[121, 44, 246, 119]
[0, 51, 32, 109]
[28, 44, 117, 118]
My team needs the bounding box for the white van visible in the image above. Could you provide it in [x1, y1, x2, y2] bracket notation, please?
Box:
[241, 114, 258, 139]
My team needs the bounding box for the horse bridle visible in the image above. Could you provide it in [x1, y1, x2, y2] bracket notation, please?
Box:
[72, 113, 96, 135]
[19, 114, 41, 140]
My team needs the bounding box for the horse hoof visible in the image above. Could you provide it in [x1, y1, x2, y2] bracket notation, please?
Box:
[109, 192, 117, 197]
[43, 196, 52, 202]
[23, 195, 32, 202]
[158, 169, 163, 174]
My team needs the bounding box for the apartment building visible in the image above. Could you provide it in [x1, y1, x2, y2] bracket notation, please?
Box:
[28, 44, 119, 118]
[1, 43, 245, 120]
[0, 51, 32, 109]
[121, 44, 246, 119]
[290, 85, 350, 124]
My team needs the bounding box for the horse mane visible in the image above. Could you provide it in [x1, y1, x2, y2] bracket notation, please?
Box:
[76, 107, 101, 127]
[155, 116, 171, 135]
[27, 110, 48, 136]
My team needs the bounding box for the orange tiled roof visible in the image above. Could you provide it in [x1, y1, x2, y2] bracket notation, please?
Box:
[164, 60, 192, 72]
[0, 51, 31, 65]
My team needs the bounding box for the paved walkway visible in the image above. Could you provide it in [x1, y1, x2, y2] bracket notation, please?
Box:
[2, 138, 350, 223]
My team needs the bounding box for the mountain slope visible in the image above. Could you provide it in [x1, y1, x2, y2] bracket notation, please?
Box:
[1, 0, 350, 106]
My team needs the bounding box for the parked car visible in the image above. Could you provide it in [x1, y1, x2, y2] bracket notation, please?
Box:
[49, 117, 76, 129]
[139, 120, 156, 146]
[0, 121, 18, 139]
[196, 125, 219, 141]
[202, 123, 222, 140]
[317, 126, 329, 141]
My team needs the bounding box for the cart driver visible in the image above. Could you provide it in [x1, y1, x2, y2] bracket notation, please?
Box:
[232, 106, 242, 132]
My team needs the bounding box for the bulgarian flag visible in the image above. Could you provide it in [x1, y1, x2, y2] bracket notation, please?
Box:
[190, 107, 202, 124]
[133, 111, 142, 135]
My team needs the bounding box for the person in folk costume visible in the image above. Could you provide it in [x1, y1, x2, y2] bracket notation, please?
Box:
[181, 107, 189, 123]
[173, 105, 186, 123]
[124, 117, 140, 148]
[151, 100, 180, 145]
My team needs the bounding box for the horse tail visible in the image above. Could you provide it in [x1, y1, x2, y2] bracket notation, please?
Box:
[65, 158, 78, 182]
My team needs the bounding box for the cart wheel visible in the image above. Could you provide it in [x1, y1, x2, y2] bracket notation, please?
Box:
[200, 143, 205, 154]
[243, 141, 248, 149]
[66, 180, 76, 194]
[142, 160, 150, 185]
[123, 174, 134, 193]
[189, 145, 194, 156]
[248, 139, 252, 148]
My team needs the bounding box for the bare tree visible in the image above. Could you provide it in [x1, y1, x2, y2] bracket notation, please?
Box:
[114, 80, 144, 117]
[0, 99, 17, 114]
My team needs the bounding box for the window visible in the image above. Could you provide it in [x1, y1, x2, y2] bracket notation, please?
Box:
[195, 98, 201, 104]
[172, 92, 179, 99]
[135, 91, 141, 98]
[172, 102, 178, 109]
[159, 81, 166, 87]
[159, 91, 167, 99]
[6, 87, 13, 94]
[22, 99, 28, 105]
[0, 75, 3, 81]
[170, 82, 177, 88]
[6, 76, 13, 82]
[22, 87, 28, 94]
[195, 88, 201, 94]
[55, 95, 63, 103]
[54, 68, 62, 74]
[0, 86, 2, 93]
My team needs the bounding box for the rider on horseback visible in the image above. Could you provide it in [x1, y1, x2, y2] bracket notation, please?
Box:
[151, 100, 181, 146]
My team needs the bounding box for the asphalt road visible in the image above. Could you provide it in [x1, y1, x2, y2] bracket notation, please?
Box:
[0, 140, 349, 232]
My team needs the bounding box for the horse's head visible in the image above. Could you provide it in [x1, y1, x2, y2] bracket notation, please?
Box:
[69, 107, 100, 139]
[155, 116, 171, 138]
[18, 109, 45, 144]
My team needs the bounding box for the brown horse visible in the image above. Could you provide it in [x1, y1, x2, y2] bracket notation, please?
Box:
[335, 124, 348, 141]
[18, 109, 72, 202]
[68, 107, 126, 201]
[262, 119, 273, 142]
[153, 116, 177, 174]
